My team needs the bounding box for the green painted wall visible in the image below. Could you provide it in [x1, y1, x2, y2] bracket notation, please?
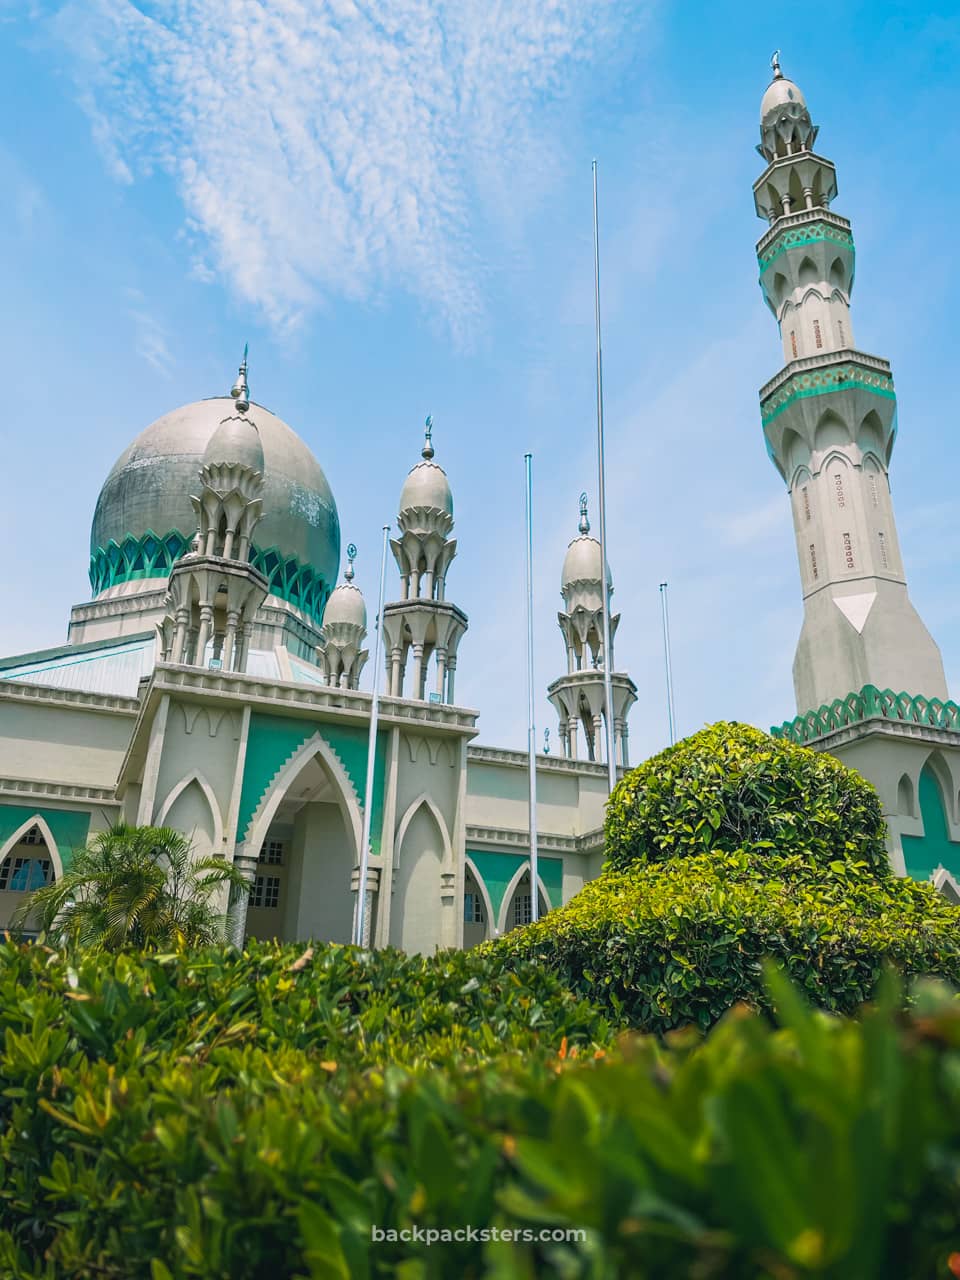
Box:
[0, 805, 91, 870]
[237, 713, 387, 852]
[466, 849, 563, 919]
[902, 766, 960, 881]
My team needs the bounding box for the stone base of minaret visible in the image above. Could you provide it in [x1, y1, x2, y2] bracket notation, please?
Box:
[547, 670, 637, 766]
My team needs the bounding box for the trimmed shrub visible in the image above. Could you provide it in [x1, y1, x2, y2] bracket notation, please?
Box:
[2, 942, 960, 1277]
[495, 846, 960, 1031]
[604, 721, 889, 876]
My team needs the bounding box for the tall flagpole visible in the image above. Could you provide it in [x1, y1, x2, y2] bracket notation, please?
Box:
[353, 524, 390, 948]
[524, 453, 540, 923]
[659, 581, 677, 746]
[592, 159, 618, 794]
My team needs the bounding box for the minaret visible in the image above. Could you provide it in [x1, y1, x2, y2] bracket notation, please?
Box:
[382, 417, 468, 702]
[158, 351, 268, 673]
[316, 543, 369, 689]
[547, 494, 636, 764]
[754, 54, 947, 713]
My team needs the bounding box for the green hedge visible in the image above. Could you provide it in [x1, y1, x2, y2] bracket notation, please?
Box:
[604, 722, 889, 877]
[2, 941, 960, 1277]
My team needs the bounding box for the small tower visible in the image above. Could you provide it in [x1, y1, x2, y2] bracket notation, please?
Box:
[547, 495, 636, 764]
[317, 544, 369, 689]
[753, 56, 947, 711]
[382, 417, 468, 702]
[159, 351, 268, 672]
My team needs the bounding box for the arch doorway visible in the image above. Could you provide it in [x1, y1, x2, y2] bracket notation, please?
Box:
[501, 871, 548, 935]
[243, 747, 361, 944]
[0, 821, 58, 936]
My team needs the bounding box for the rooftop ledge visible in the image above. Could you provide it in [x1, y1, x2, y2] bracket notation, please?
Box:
[771, 685, 960, 746]
[759, 348, 892, 403]
[755, 207, 852, 258]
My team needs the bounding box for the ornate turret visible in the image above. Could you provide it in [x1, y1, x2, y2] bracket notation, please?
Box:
[382, 417, 468, 702]
[317, 544, 369, 689]
[547, 494, 636, 765]
[754, 56, 947, 713]
[158, 350, 269, 672]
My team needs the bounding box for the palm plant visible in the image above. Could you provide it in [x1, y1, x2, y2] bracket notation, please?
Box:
[13, 823, 249, 951]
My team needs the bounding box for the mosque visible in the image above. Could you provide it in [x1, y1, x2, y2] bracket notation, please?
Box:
[1, 58, 958, 950]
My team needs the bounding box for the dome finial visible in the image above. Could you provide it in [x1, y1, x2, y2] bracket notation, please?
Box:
[770, 48, 783, 80]
[422, 414, 435, 461]
[230, 343, 250, 412]
[344, 542, 357, 583]
[578, 491, 590, 535]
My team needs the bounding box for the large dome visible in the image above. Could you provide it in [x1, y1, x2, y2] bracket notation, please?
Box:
[90, 397, 339, 626]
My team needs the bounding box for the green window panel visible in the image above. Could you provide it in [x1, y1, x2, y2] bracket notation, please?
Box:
[902, 766, 960, 882]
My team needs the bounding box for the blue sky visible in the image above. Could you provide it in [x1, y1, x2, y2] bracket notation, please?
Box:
[1, 0, 958, 759]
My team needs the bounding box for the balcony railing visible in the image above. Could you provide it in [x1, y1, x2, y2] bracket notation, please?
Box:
[772, 685, 960, 745]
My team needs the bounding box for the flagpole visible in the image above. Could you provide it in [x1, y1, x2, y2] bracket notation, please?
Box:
[659, 581, 677, 746]
[354, 524, 390, 948]
[524, 453, 540, 923]
[592, 159, 618, 793]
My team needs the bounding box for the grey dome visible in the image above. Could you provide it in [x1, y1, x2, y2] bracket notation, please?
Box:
[203, 411, 265, 474]
[323, 581, 366, 629]
[399, 460, 453, 517]
[562, 535, 612, 590]
[92, 397, 339, 592]
[760, 75, 807, 124]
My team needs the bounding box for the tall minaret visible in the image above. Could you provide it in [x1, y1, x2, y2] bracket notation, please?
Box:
[382, 417, 468, 703]
[754, 53, 947, 713]
[547, 494, 636, 765]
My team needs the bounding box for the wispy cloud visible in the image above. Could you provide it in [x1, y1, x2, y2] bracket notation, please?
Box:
[48, 0, 643, 342]
[126, 289, 172, 373]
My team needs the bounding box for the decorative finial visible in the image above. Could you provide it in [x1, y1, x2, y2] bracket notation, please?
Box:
[578, 491, 590, 535]
[543, 727, 550, 756]
[230, 343, 250, 411]
[344, 542, 357, 583]
[422, 414, 435, 461]
[770, 49, 783, 80]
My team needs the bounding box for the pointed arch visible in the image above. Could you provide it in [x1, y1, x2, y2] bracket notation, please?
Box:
[813, 411, 850, 454]
[897, 772, 915, 818]
[921, 750, 956, 825]
[244, 732, 363, 866]
[497, 862, 551, 935]
[798, 255, 818, 287]
[393, 793, 453, 870]
[155, 770, 224, 850]
[829, 257, 846, 289]
[464, 856, 495, 931]
[0, 815, 63, 883]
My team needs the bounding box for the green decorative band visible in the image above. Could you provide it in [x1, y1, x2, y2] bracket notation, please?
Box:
[90, 531, 331, 627]
[761, 362, 895, 427]
[771, 685, 960, 745]
[757, 220, 855, 274]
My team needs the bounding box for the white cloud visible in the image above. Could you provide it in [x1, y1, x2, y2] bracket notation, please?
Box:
[125, 289, 173, 373]
[48, 0, 642, 341]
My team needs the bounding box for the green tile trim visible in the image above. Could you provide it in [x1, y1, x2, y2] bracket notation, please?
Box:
[237, 713, 386, 854]
[761, 363, 895, 427]
[902, 766, 960, 882]
[90, 532, 332, 627]
[466, 849, 563, 921]
[0, 805, 91, 872]
[757, 221, 855, 274]
[771, 686, 960, 745]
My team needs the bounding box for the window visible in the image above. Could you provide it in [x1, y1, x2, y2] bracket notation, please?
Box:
[259, 839, 284, 866]
[513, 894, 533, 927]
[813, 318, 823, 349]
[842, 532, 855, 570]
[834, 473, 845, 508]
[802, 486, 811, 521]
[878, 531, 888, 569]
[463, 892, 484, 924]
[250, 875, 280, 909]
[0, 857, 50, 892]
[790, 330, 798, 358]
[19, 826, 43, 847]
[809, 544, 819, 580]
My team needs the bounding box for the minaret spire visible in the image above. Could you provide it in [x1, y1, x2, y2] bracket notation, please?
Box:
[230, 343, 250, 412]
[753, 62, 947, 714]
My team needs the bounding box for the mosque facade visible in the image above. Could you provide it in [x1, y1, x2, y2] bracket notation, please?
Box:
[0, 60, 958, 948]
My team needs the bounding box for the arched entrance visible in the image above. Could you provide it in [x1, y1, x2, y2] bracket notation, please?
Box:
[0, 818, 60, 936]
[463, 859, 492, 949]
[500, 869, 548, 935]
[242, 742, 361, 944]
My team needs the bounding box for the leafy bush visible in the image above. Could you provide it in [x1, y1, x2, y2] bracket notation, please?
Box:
[2, 941, 960, 1277]
[496, 846, 960, 1031]
[604, 722, 889, 876]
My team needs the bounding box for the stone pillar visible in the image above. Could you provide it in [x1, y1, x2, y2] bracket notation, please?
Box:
[226, 846, 259, 947]
[411, 644, 425, 700]
[435, 648, 447, 699]
[171, 609, 189, 664]
[567, 717, 578, 760]
[446, 656, 457, 704]
[390, 648, 403, 697]
[222, 609, 240, 671]
[195, 604, 214, 666]
[593, 714, 604, 763]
